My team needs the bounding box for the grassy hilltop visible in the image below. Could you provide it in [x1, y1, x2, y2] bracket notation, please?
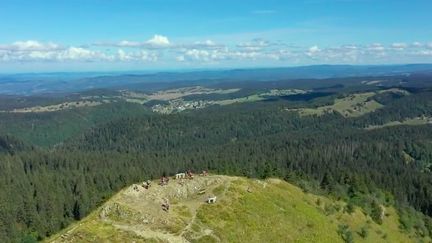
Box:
[47, 175, 424, 243]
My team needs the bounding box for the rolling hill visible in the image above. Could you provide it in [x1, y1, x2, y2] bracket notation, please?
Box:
[47, 175, 425, 243]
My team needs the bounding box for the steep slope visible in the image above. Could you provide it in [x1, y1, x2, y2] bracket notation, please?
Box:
[47, 175, 423, 243]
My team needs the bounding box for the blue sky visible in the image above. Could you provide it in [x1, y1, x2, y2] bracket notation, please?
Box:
[1, 0, 432, 72]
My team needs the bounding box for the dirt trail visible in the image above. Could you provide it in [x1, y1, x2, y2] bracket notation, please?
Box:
[113, 223, 189, 243]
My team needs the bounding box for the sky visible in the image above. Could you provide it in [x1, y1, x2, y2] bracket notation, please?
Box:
[0, 0, 432, 73]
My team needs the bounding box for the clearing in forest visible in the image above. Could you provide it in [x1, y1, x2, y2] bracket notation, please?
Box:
[289, 88, 410, 118]
[289, 92, 384, 118]
[366, 116, 432, 130]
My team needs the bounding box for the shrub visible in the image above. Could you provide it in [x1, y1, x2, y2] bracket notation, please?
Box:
[337, 224, 354, 243]
[358, 226, 368, 238]
[345, 202, 355, 214]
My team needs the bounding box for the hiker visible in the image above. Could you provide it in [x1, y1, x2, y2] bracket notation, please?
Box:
[187, 170, 194, 179]
[159, 177, 164, 186]
[178, 179, 185, 186]
[161, 198, 170, 212]
[142, 181, 150, 189]
[159, 176, 169, 186]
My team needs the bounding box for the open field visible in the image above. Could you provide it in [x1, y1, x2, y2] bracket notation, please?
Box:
[287, 88, 412, 118]
[212, 94, 265, 106]
[366, 116, 432, 130]
[377, 88, 410, 95]
[47, 175, 424, 243]
[214, 89, 307, 106]
[289, 92, 384, 117]
[147, 86, 240, 101]
[4, 100, 112, 113]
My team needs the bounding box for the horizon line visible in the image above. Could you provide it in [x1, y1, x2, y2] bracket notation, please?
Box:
[1, 63, 432, 76]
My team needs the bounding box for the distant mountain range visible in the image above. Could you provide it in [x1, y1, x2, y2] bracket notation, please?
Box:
[1, 64, 432, 95]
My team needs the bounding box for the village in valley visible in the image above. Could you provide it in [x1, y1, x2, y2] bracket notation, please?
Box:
[151, 99, 212, 114]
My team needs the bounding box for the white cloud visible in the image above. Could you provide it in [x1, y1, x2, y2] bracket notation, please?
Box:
[309, 45, 320, 53]
[176, 55, 185, 62]
[306, 45, 321, 57]
[146, 34, 170, 46]
[58, 47, 111, 61]
[116, 49, 157, 62]
[1, 38, 432, 65]
[117, 49, 131, 61]
[139, 50, 158, 62]
[183, 49, 212, 61]
[412, 42, 423, 48]
[178, 45, 291, 63]
[98, 34, 170, 49]
[391, 43, 407, 50]
[368, 43, 385, 51]
[341, 45, 358, 50]
[417, 50, 432, 56]
[0, 40, 63, 51]
[192, 40, 217, 47]
[177, 40, 224, 50]
[27, 51, 57, 60]
[117, 40, 141, 47]
[238, 39, 269, 48]
[236, 39, 275, 53]
[0, 42, 113, 62]
[200, 40, 215, 46]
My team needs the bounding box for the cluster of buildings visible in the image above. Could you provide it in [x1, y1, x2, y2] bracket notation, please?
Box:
[152, 99, 211, 114]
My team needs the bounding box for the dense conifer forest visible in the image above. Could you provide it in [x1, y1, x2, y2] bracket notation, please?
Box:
[0, 83, 431, 242]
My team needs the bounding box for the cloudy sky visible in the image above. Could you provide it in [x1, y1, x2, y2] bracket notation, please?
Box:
[1, 0, 432, 72]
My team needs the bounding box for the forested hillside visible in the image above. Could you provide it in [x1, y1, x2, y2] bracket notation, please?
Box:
[0, 84, 431, 242]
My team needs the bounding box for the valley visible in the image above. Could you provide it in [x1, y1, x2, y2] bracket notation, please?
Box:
[0, 69, 431, 243]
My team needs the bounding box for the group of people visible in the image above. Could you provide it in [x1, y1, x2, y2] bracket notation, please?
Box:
[131, 172, 211, 212]
[159, 176, 170, 186]
[158, 170, 210, 211]
[161, 170, 209, 186]
[132, 180, 152, 192]
[142, 180, 152, 189]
